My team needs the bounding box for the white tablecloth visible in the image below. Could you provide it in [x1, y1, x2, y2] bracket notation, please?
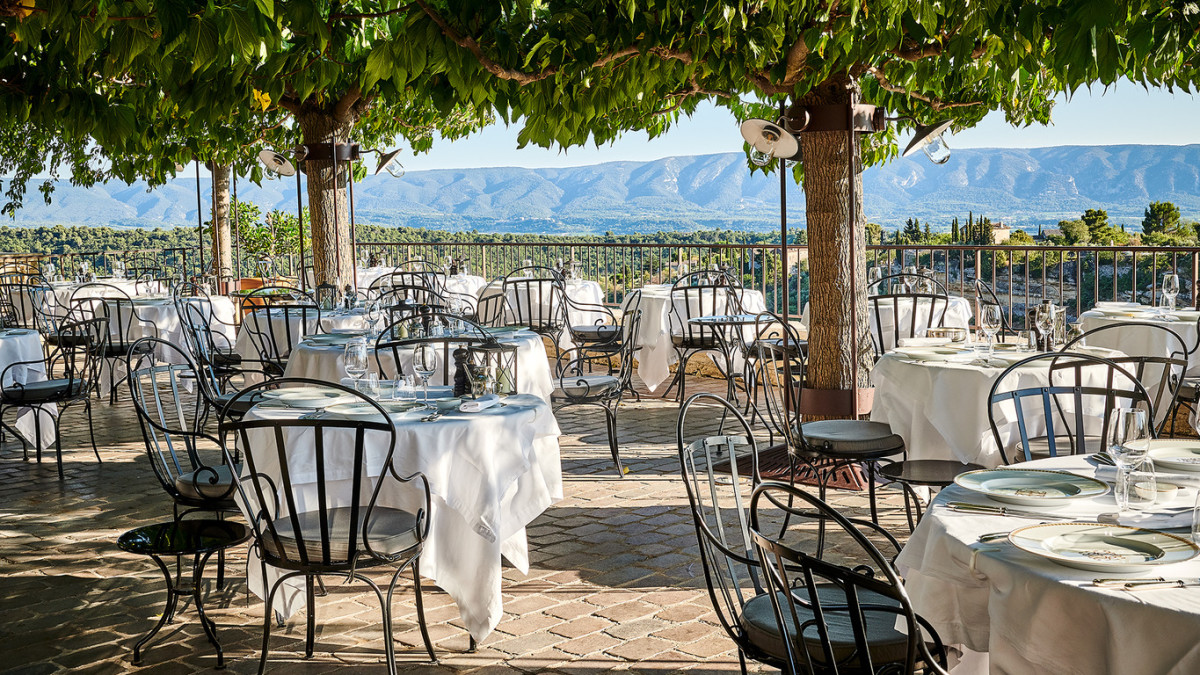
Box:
[626, 284, 767, 392]
[282, 331, 554, 402]
[239, 393, 563, 641]
[33, 279, 165, 317]
[0, 329, 55, 447]
[871, 348, 1125, 467]
[802, 296, 974, 354]
[1079, 308, 1200, 376]
[358, 267, 487, 298]
[897, 454, 1200, 674]
[479, 279, 605, 349]
[234, 307, 349, 384]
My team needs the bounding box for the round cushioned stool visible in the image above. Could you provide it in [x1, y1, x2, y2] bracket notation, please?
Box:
[117, 519, 249, 668]
[798, 420, 906, 525]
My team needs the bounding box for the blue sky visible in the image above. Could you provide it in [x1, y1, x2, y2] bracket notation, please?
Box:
[406, 83, 1199, 171]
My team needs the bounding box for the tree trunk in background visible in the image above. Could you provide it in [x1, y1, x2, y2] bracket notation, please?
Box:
[207, 162, 234, 284]
[795, 77, 872, 398]
[297, 111, 356, 288]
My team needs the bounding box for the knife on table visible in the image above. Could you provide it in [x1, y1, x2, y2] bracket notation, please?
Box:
[945, 502, 1080, 521]
[1121, 578, 1200, 590]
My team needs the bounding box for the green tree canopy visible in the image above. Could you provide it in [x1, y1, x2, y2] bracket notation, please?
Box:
[1143, 200, 1183, 235]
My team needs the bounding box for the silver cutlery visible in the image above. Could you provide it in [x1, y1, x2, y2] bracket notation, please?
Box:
[420, 411, 442, 423]
[977, 531, 1010, 543]
[946, 501, 1080, 521]
[1120, 578, 1200, 590]
[1093, 577, 1162, 588]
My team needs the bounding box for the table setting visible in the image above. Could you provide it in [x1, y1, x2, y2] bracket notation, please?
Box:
[896, 414, 1200, 674]
[235, 380, 563, 642]
[1078, 299, 1200, 376]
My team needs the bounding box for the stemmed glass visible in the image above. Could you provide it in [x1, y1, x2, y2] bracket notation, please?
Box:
[365, 299, 383, 337]
[1035, 304, 1055, 349]
[979, 305, 1001, 364]
[1109, 408, 1150, 513]
[902, 265, 918, 292]
[867, 266, 884, 295]
[344, 338, 370, 392]
[412, 343, 440, 410]
[1162, 273, 1180, 311]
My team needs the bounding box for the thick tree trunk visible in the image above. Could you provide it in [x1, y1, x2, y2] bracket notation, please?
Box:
[207, 162, 234, 284]
[795, 78, 873, 400]
[297, 111, 356, 288]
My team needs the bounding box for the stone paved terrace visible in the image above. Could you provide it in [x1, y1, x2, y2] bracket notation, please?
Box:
[1, 370, 909, 675]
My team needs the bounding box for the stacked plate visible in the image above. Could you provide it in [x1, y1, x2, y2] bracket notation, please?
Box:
[324, 401, 423, 419]
[891, 346, 976, 363]
[261, 387, 356, 409]
[1147, 439, 1200, 472]
[954, 468, 1108, 506]
[1008, 522, 1199, 572]
[304, 334, 359, 346]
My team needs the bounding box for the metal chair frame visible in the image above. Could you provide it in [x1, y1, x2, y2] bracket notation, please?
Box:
[501, 266, 567, 343]
[374, 311, 491, 386]
[68, 282, 159, 403]
[663, 271, 743, 402]
[239, 286, 320, 379]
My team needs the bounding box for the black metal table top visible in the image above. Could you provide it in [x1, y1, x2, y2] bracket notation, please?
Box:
[118, 520, 250, 557]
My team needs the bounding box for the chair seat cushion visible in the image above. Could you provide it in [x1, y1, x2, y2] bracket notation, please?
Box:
[802, 420, 904, 458]
[213, 391, 261, 416]
[211, 350, 242, 368]
[741, 588, 910, 665]
[174, 464, 238, 501]
[261, 506, 420, 563]
[555, 374, 620, 399]
[1179, 377, 1200, 401]
[571, 324, 620, 343]
[106, 340, 154, 358]
[2, 377, 86, 403]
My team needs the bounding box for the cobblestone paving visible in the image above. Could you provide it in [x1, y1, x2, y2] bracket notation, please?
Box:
[1, 373, 910, 674]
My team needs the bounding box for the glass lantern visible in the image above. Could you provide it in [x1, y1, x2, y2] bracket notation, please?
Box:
[465, 340, 519, 396]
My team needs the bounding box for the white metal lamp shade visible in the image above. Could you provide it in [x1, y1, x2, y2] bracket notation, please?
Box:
[902, 119, 954, 164]
[257, 149, 296, 177]
[374, 148, 405, 177]
[740, 118, 800, 166]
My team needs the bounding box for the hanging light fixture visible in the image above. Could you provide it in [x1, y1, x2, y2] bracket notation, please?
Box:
[372, 148, 405, 177]
[257, 149, 296, 177]
[901, 120, 954, 164]
[739, 118, 801, 166]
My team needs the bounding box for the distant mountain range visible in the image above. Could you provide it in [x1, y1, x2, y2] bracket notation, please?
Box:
[11, 144, 1200, 234]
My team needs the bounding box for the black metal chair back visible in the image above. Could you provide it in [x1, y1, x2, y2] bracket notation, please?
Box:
[866, 280, 952, 354]
[501, 266, 566, 336]
[68, 282, 155, 349]
[475, 293, 506, 327]
[240, 286, 320, 375]
[124, 253, 163, 280]
[988, 353, 1154, 463]
[556, 308, 642, 401]
[668, 272, 740, 347]
[1063, 322, 1188, 434]
[126, 339, 236, 509]
[374, 311, 490, 385]
[676, 393, 779, 669]
[755, 337, 804, 451]
[749, 481, 947, 675]
[0, 282, 37, 328]
[218, 379, 431, 572]
[377, 284, 446, 313]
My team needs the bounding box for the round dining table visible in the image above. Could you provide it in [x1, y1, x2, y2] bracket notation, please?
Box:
[897, 452, 1200, 674]
[1079, 304, 1200, 375]
[801, 295, 974, 354]
[236, 388, 562, 642]
[478, 278, 606, 349]
[625, 284, 767, 392]
[281, 329, 555, 402]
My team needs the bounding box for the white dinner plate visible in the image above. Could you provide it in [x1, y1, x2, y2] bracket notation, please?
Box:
[328, 327, 369, 336]
[955, 468, 1109, 506]
[891, 346, 975, 362]
[1093, 308, 1153, 318]
[1094, 302, 1144, 310]
[277, 391, 355, 408]
[1008, 522, 1199, 572]
[259, 386, 331, 400]
[1169, 310, 1200, 321]
[1147, 439, 1200, 472]
[304, 334, 358, 345]
[325, 401, 422, 418]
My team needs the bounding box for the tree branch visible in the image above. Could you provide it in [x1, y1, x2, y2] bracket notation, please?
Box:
[329, 4, 415, 20]
[332, 85, 362, 122]
[867, 67, 983, 110]
[652, 76, 733, 116]
[891, 40, 987, 62]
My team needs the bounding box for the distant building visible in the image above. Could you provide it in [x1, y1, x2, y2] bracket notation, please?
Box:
[1037, 228, 1063, 240]
[990, 222, 1012, 244]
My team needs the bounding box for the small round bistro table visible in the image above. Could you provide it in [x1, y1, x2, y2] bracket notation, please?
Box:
[117, 519, 250, 668]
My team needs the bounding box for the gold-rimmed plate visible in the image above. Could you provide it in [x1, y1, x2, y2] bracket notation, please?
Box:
[955, 468, 1109, 506]
[1009, 522, 1199, 572]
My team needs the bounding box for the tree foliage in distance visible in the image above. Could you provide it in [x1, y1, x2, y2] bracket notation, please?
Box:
[1143, 200, 1183, 235]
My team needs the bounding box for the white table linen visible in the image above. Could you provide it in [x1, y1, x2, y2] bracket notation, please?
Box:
[358, 267, 487, 298]
[625, 284, 767, 392]
[282, 331, 555, 402]
[1079, 308, 1200, 376]
[897, 454, 1200, 674]
[239, 393, 563, 641]
[32, 279, 165, 317]
[479, 279, 605, 349]
[871, 349, 1125, 467]
[0, 329, 56, 447]
[802, 296, 973, 354]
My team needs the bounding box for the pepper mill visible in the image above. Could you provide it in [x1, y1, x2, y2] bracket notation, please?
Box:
[452, 347, 470, 397]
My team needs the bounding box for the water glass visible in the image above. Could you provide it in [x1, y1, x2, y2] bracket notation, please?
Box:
[867, 266, 884, 295]
[397, 375, 416, 401]
[1162, 273, 1180, 311]
[1109, 408, 1150, 512]
[344, 338, 369, 387]
[979, 305, 1002, 363]
[412, 344, 440, 409]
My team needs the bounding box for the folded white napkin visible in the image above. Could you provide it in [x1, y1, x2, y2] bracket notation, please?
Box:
[897, 337, 952, 347]
[460, 393, 500, 413]
[1113, 508, 1193, 529]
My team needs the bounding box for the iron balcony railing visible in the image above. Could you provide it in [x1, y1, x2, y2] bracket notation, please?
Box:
[3, 241, 1198, 331]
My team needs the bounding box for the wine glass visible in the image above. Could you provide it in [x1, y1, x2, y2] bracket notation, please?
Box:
[365, 300, 383, 337]
[867, 266, 884, 295]
[1109, 408, 1150, 512]
[979, 305, 1002, 363]
[1035, 304, 1055, 348]
[412, 343, 440, 409]
[1162, 273, 1180, 311]
[344, 338, 370, 392]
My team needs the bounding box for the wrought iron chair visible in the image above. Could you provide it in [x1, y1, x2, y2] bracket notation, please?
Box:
[988, 352, 1154, 464]
[553, 308, 642, 475]
[676, 393, 783, 674]
[218, 379, 437, 673]
[239, 285, 320, 379]
[377, 284, 447, 318]
[0, 318, 106, 479]
[749, 481, 949, 675]
[501, 265, 567, 344]
[29, 284, 69, 355]
[1167, 314, 1200, 436]
[664, 271, 743, 402]
[374, 311, 491, 386]
[68, 282, 158, 403]
[0, 281, 38, 328]
[866, 274, 953, 355]
[474, 293, 507, 327]
[1063, 322, 1187, 435]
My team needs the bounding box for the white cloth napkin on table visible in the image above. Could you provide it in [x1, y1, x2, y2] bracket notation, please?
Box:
[897, 337, 952, 347]
[460, 394, 499, 412]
